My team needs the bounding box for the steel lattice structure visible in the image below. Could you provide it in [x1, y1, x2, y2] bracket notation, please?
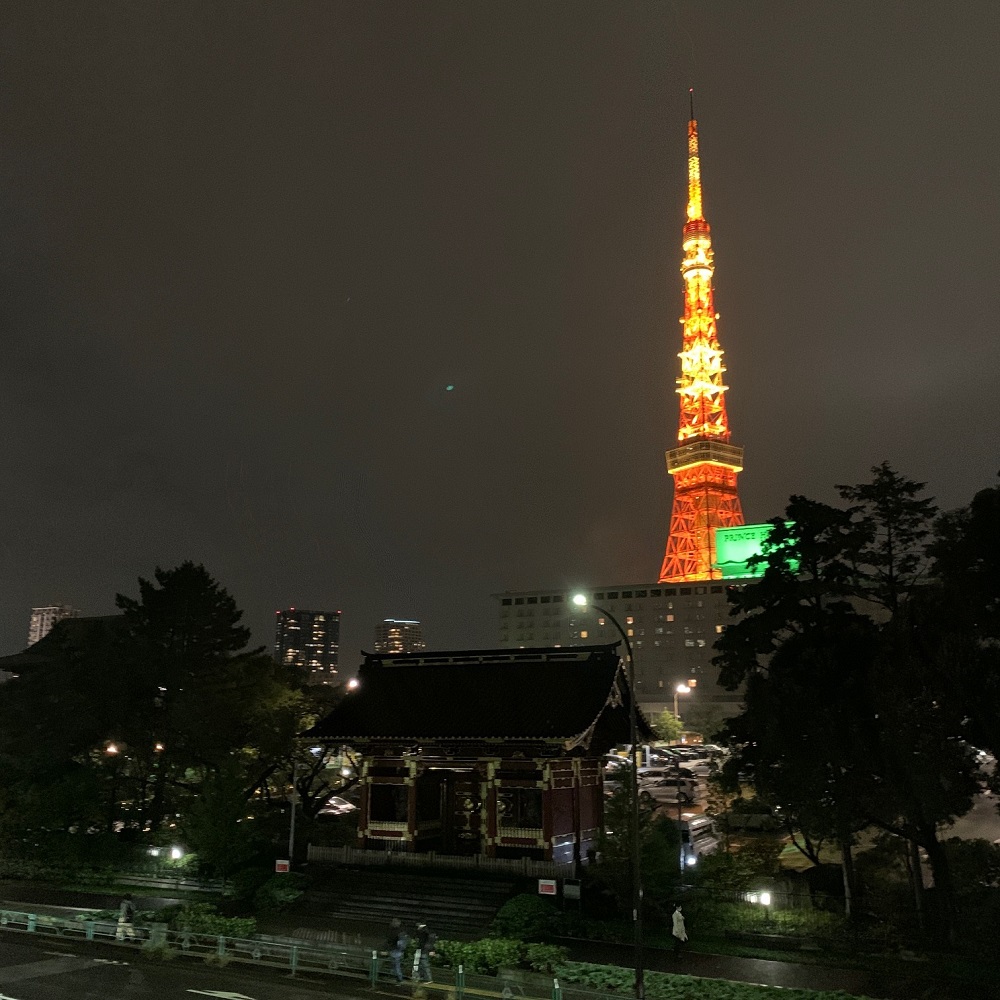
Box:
[659, 99, 744, 583]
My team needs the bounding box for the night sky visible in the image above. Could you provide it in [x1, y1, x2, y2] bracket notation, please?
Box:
[2, 3, 998, 666]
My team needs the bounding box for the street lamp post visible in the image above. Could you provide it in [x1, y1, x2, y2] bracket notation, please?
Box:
[673, 683, 690, 723]
[287, 761, 299, 863]
[573, 594, 644, 1000]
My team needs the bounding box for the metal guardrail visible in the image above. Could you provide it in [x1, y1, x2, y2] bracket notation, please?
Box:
[0, 907, 575, 1000]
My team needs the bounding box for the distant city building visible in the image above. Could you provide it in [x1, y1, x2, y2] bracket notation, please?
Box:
[494, 524, 781, 715]
[274, 608, 341, 684]
[494, 583, 732, 716]
[374, 619, 426, 655]
[28, 605, 81, 647]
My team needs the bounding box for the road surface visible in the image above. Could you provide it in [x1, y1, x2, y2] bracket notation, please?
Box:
[0, 935, 373, 1000]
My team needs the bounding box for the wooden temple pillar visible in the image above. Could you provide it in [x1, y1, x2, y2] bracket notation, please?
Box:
[483, 758, 499, 857]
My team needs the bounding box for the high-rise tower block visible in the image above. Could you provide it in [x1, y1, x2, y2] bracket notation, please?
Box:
[659, 98, 744, 583]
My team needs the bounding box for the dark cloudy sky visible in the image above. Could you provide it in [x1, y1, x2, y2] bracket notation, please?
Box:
[2, 2, 998, 665]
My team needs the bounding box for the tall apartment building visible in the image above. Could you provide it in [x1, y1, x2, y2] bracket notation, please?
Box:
[373, 619, 426, 655]
[274, 608, 341, 684]
[27, 605, 81, 647]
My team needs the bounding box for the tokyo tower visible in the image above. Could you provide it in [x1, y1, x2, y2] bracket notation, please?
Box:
[658, 95, 744, 583]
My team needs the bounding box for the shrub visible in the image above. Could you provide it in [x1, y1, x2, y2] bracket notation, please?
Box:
[226, 866, 272, 905]
[169, 903, 256, 938]
[434, 938, 567, 975]
[253, 872, 307, 914]
[946, 837, 1000, 892]
[694, 841, 781, 893]
[490, 894, 559, 940]
[524, 942, 568, 972]
[139, 941, 177, 961]
[554, 960, 881, 999]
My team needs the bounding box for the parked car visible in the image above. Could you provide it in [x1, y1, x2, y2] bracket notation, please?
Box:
[639, 776, 699, 804]
[638, 764, 697, 782]
[604, 759, 632, 794]
[318, 795, 358, 816]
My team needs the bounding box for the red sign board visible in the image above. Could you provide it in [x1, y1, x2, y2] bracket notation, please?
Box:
[538, 878, 557, 896]
[275, 859, 291, 873]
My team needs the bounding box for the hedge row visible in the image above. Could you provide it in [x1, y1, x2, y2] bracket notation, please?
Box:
[554, 961, 877, 1000]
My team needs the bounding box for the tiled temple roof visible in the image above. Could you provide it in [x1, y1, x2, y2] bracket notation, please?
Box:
[306, 643, 654, 755]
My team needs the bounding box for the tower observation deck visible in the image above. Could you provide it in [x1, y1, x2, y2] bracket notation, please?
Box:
[658, 97, 744, 582]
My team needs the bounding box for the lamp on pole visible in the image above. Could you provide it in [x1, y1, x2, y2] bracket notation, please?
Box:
[673, 683, 690, 723]
[573, 594, 644, 1000]
[287, 761, 299, 863]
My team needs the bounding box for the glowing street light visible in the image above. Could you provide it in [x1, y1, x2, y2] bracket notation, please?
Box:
[572, 593, 645, 1000]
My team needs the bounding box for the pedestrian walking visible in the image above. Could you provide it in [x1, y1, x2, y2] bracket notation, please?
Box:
[116, 893, 137, 941]
[671, 904, 688, 956]
[384, 918, 408, 983]
[411, 922, 436, 982]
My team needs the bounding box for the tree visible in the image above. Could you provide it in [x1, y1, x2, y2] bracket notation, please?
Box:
[114, 562, 306, 830]
[715, 466, 980, 937]
[0, 563, 310, 854]
[592, 785, 680, 916]
[928, 480, 1000, 640]
[650, 710, 683, 744]
[928, 481, 1000, 761]
[836, 461, 938, 614]
[181, 761, 267, 879]
[0, 617, 130, 835]
[715, 494, 875, 915]
[677, 701, 737, 745]
[718, 604, 877, 914]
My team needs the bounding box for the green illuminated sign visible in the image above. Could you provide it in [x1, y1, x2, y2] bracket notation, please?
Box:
[714, 523, 797, 579]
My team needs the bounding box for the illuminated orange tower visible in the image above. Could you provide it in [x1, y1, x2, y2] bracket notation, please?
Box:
[658, 94, 744, 583]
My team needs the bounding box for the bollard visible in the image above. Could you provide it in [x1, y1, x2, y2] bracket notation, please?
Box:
[290, 944, 299, 976]
[85, 920, 95, 941]
[456, 963, 465, 1000]
[369, 948, 380, 987]
[217, 935, 226, 957]
[552, 978, 562, 1000]
[27, 914, 37, 933]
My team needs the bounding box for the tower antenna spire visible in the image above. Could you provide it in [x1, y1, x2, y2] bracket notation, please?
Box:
[659, 102, 745, 583]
